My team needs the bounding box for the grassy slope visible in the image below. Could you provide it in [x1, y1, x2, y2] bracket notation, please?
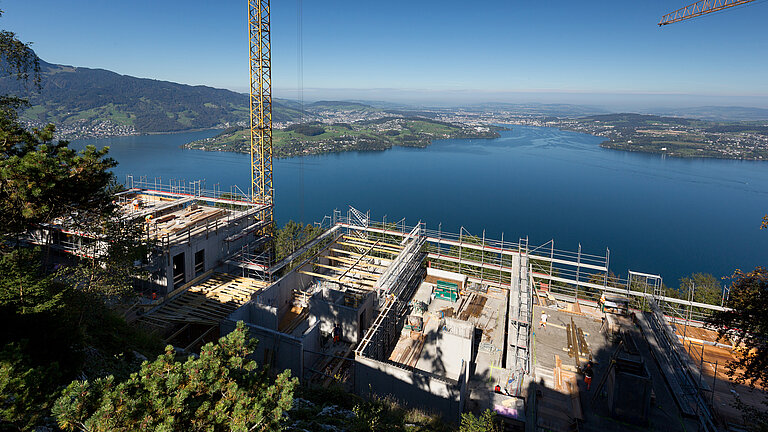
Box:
[0, 58, 302, 134]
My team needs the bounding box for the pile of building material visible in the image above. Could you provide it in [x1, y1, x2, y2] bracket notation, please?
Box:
[435, 280, 459, 302]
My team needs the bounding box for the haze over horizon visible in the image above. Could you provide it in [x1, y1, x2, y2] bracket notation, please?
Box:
[5, 0, 768, 110]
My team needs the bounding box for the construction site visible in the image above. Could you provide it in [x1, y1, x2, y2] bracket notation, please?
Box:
[32, 182, 766, 430]
[21, 0, 767, 430]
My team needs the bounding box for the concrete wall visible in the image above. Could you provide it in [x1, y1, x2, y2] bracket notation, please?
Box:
[301, 320, 322, 373]
[308, 289, 374, 343]
[228, 297, 279, 331]
[221, 317, 324, 382]
[159, 213, 257, 296]
[438, 319, 474, 377]
[228, 303, 250, 323]
[426, 267, 467, 290]
[415, 318, 474, 378]
[253, 302, 278, 330]
[258, 268, 314, 316]
[354, 355, 467, 423]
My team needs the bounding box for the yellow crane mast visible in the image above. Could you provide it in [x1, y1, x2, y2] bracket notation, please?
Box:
[248, 0, 274, 228]
[659, 0, 757, 25]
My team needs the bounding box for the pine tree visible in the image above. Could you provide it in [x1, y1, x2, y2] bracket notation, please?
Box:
[53, 321, 297, 432]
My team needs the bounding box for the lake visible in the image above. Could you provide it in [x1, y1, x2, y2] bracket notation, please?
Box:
[72, 126, 768, 288]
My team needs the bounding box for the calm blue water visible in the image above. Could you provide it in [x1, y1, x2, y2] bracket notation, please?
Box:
[73, 126, 768, 287]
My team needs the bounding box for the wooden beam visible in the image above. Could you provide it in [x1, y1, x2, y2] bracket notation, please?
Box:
[184, 325, 218, 352]
[323, 255, 388, 269]
[298, 270, 376, 288]
[313, 262, 380, 279]
[342, 235, 403, 250]
[323, 342, 357, 387]
[336, 241, 400, 255]
[338, 240, 379, 280]
[164, 323, 191, 343]
[329, 248, 393, 262]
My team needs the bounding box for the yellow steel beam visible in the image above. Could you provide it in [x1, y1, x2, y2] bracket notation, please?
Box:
[659, 0, 757, 25]
[248, 0, 274, 227]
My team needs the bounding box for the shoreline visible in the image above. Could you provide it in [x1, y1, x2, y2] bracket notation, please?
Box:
[182, 125, 508, 159]
[551, 125, 768, 162]
[65, 127, 225, 142]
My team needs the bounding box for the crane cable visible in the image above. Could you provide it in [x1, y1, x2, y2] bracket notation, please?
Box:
[297, 0, 305, 225]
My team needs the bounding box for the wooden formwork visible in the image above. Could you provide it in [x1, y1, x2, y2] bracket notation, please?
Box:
[138, 272, 268, 331]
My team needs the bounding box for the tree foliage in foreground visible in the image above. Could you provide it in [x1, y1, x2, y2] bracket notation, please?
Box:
[53, 321, 297, 432]
[679, 272, 723, 306]
[274, 220, 323, 261]
[0, 118, 117, 241]
[708, 267, 768, 431]
[0, 10, 39, 86]
[709, 267, 768, 387]
[459, 409, 501, 432]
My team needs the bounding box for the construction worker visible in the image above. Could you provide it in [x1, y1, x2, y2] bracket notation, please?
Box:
[333, 322, 341, 343]
[583, 361, 594, 390]
[539, 311, 548, 329]
[599, 293, 606, 313]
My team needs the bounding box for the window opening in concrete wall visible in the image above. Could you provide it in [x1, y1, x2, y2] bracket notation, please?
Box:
[194, 249, 205, 276]
[173, 252, 186, 288]
[359, 309, 366, 339]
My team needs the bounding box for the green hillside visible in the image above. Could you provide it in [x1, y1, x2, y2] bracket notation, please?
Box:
[0, 57, 302, 137]
[184, 117, 504, 157]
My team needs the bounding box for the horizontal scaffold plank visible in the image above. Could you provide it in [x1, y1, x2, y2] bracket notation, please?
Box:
[527, 255, 608, 272]
[427, 253, 512, 272]
[532, 273, 728, 311]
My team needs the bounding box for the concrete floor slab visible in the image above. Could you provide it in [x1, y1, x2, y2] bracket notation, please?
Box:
[532, 304, 700, 432]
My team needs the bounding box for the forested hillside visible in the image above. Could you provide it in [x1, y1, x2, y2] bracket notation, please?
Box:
[0, 55, 302, 137]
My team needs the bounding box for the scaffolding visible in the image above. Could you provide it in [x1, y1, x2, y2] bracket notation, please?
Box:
[125, 174, 251, 202]
[526, 239, 729, 319]
[646, 298, 718, 431]
[315, 208, 733, 421]
[332, 210, 533, 396]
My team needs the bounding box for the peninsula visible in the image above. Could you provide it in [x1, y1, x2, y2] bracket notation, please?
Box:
[528, 113, 768, 160]
[183, 116, 504, 157]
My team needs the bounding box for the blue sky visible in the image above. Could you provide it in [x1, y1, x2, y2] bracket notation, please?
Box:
[4, 0, 768, 108]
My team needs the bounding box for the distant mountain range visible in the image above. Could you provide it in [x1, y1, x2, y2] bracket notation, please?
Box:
[642, 106, 768, 122]
[461, 102, 611, 117]
[0, 56, 304, 137]
[2, 54, 768, 138]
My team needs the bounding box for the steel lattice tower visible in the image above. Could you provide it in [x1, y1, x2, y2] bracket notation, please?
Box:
[248, 0, 273, 228]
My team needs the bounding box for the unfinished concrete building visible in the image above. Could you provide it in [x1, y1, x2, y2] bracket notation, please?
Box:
[46, 179, 759, 430]
[217, 208, 756, 431]
[26, 176, 269, 298]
